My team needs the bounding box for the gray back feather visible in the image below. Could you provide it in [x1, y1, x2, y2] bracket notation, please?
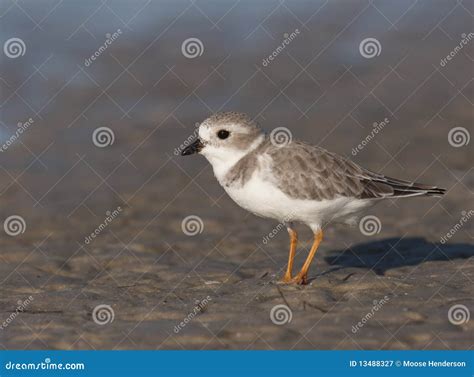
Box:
[223, 138, 445, 200]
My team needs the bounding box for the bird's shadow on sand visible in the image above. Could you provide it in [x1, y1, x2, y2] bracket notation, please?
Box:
[322, 237, 474, 276]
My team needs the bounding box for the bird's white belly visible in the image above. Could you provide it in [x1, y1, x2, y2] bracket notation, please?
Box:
[225, 170, 371, 230]
[223, 173, 372, 230]
[224, 174, 294, 220]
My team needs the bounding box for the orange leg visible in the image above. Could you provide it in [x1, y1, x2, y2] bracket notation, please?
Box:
[281, 226, 298, 283]
[290, 229, 323, 285]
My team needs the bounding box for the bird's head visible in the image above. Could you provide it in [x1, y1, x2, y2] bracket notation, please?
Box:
[181, 112, 265, 167]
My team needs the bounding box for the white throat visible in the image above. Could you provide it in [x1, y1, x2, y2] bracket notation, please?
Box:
[201, 134, 265, 183]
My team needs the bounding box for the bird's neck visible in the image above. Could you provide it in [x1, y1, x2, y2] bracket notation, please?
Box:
[204, 134, 265, 183]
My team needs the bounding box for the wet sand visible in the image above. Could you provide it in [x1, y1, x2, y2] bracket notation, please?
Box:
[0, 0, 472, 349]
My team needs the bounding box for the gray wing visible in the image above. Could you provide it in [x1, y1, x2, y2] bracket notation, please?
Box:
[266, 141, 445, 201]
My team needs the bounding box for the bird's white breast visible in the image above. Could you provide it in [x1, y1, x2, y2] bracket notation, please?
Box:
[206, 148, 372, 231]
[223, 162, 371, 230]
[225, 170, 294, 220]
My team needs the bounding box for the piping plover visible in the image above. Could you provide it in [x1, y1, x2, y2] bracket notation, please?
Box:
[181, 112, 445, 284]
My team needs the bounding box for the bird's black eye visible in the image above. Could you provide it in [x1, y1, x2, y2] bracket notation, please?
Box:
[217, 130, 230, 139]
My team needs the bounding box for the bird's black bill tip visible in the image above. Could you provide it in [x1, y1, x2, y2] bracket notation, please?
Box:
[181, 139, 203, 156]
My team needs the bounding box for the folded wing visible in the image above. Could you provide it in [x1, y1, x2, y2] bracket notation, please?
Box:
[266, 141, 445, 201]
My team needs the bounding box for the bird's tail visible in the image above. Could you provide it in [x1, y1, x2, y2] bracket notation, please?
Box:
[361, 174, 446, 199]
[380, 176, 446, 198]
[389, 182, 446, 198]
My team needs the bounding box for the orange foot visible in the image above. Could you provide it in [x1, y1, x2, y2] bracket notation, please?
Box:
[279, 272, 293, 284]
[288, 273, 308, 285]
